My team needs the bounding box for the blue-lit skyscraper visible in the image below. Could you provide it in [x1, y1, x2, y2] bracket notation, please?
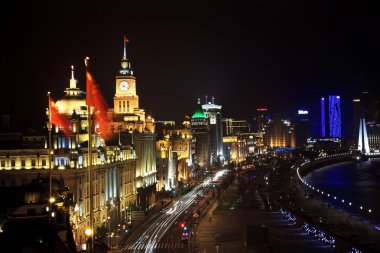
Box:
[329, 95, 341, 138]
[320, 98, 326, 137]
[320, 95, 342, 138]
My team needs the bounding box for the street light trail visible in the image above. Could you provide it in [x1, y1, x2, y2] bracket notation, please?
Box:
[124, 183, 209, 253]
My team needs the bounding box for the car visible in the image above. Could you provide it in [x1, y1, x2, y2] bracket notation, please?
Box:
[181, 232, 189, 241]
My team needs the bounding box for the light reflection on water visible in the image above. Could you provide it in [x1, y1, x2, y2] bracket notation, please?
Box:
[303, 158, 380, 224]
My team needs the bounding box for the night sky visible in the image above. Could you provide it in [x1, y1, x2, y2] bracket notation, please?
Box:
[1, 1, 378, 130]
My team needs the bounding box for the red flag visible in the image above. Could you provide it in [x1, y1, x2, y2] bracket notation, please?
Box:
[49, 97, 70, 136]
[124, 37, 129, 43]
[86, 69, 112, 140]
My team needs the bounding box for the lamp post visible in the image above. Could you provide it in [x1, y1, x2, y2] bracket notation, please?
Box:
[85, 228, 93, 253]
[107, 216, 111, 248]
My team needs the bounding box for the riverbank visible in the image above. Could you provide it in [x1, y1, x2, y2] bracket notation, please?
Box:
[288, 156, 380, 252]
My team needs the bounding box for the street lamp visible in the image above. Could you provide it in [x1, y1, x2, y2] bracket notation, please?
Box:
[85, 228, 93, 253]
[107, 216, 111, 248]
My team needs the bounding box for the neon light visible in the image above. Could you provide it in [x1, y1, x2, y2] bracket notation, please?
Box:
[298, 110, 309, 115]
[257, 108, 268, 111]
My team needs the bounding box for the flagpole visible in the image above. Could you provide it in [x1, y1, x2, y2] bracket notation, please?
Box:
[85, 57, 94, 253]
[47, 92, 53, 203]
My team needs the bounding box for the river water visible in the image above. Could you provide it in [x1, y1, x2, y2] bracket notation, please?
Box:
[303, 158, 380, 225]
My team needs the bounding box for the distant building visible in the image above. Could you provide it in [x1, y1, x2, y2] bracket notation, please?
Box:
[223, 135, 247, 164]
[263, 114, 295, 148]
[353, 91, 380, 152]
[202, 97, 224, 167]
[222, 118, 251, 136]
[320, 95, 341, 138]
[367, 122, 380, 152]
[294, 110, 311, 147]
[155, 120, 193, 191]
[253, 108, 269, 133]
[191, 99, 210, 169]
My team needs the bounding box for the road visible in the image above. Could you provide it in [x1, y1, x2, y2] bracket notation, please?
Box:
[121, 170, 228, 253]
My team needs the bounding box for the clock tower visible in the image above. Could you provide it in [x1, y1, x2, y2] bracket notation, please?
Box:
[114, 38, 139, 114]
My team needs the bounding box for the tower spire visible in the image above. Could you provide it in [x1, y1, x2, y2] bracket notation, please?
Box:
[123, 36, 129, 60]
[69, 65, 77, 89]
[120, 37, 133, 76]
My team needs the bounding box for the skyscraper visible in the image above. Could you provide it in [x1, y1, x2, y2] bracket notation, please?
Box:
[320, 95, 342, 138]
[295, 110, 311, 147]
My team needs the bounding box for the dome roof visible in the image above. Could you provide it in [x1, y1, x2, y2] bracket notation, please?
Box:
[192, 108, 206, 119]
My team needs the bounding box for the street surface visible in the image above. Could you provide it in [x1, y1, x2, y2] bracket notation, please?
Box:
[121, 170, 228, 253]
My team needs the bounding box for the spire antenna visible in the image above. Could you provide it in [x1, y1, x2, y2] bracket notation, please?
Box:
[71, 65, 75, 79]
[123, 36, 129, 60]
[69, 65, 77, 89]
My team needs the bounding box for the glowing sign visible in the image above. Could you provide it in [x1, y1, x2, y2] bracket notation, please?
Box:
[257, 108, 268, 111]
[353, 99, 360, 102]
[298, 110, 309, 115]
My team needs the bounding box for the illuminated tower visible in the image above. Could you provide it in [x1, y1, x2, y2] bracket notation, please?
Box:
[111, 38, 157, 210]
[202, 96, 223, 167]
[113, 38, 149, 133]
[357, 118, 370, 154]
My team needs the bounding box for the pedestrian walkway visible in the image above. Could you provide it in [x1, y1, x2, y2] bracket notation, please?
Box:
[195, 174, 336, 253]
[196, 208, 335, 253]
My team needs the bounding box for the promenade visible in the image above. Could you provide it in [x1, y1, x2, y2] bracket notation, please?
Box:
[195, 175, 336, 253]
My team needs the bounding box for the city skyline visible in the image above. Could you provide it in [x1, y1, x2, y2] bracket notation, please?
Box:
[1, 1, 377, 126]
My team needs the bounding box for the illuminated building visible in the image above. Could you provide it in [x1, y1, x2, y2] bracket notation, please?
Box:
[367, 122, 380, 152]
[0, 39, 157, 250]
[201, 97, 224, 167]
[191, 98, 210, 169]
[156, 138, 177, 191]
[155, 120, 192, 191]
[263, 114, 295, 148]
[222, 118, 251, 136]
[0, 66, 137, 251]
[320, 95, 341, 138]
[109, 40, 157, 210]
[353, 91, 380, 152]
[253, 107, 269, 133]
[223, 135, 247, 164]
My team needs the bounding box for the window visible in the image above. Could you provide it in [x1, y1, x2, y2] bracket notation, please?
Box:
[21, 160, 25, 167]
[31, 159, 36, 167]
[11, 160, 15, 167]
[1, 160, 5, 167]
[42, 159, 46, 166]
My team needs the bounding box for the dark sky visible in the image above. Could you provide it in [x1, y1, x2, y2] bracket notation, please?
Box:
[1, 0, 378, 128]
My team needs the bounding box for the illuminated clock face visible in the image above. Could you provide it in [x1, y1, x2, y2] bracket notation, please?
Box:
[119, 80, 129, 91]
